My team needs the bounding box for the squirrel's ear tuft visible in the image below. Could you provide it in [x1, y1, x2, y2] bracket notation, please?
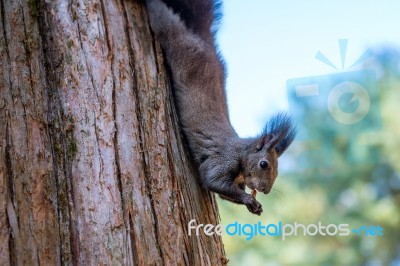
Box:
[261, 113, 297, 156]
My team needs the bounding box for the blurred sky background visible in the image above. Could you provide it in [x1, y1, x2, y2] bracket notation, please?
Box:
[217, 0, 400, 137]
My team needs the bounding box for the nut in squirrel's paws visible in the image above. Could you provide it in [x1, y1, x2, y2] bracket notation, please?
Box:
[245, 196, 263, 215]
[251, 189, 257, 199]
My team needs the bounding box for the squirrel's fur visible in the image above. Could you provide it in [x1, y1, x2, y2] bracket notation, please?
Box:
[146, 0, 295, 215]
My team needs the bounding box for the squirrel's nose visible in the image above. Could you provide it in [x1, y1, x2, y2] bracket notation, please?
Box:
[260, 186, 271, 194]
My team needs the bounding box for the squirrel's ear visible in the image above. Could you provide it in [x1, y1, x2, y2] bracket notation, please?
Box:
[275, 132, 296, 157]
[255, 134, 274, 151]
[266, 134, 282, 151]
[275, 138, 292, 157]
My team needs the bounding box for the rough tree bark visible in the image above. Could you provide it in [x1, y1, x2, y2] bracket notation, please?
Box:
[0, 0, 227, 265]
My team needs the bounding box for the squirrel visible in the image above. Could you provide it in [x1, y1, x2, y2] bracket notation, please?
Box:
[146, 0, 296, 215]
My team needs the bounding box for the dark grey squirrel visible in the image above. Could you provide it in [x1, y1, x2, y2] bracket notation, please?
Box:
[146, 0, 296, 215]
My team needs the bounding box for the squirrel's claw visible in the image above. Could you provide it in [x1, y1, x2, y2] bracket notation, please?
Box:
[244, 196, 263, 215]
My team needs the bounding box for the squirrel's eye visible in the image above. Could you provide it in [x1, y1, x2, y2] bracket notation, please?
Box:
[260, 160, 268, 169]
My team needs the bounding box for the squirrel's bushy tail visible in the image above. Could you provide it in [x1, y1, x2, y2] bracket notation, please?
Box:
[159, 0, 222, 42]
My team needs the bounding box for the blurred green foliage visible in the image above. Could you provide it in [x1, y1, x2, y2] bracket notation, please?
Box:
[218, 48, 400, 266]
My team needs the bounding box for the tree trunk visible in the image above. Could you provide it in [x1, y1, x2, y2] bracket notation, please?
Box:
[0, 0, 226, 265]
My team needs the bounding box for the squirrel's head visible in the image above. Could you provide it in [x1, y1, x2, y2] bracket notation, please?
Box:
[242, 114, 296, 194]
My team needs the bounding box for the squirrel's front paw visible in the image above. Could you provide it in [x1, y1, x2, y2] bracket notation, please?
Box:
[244, 196, 263, 215]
